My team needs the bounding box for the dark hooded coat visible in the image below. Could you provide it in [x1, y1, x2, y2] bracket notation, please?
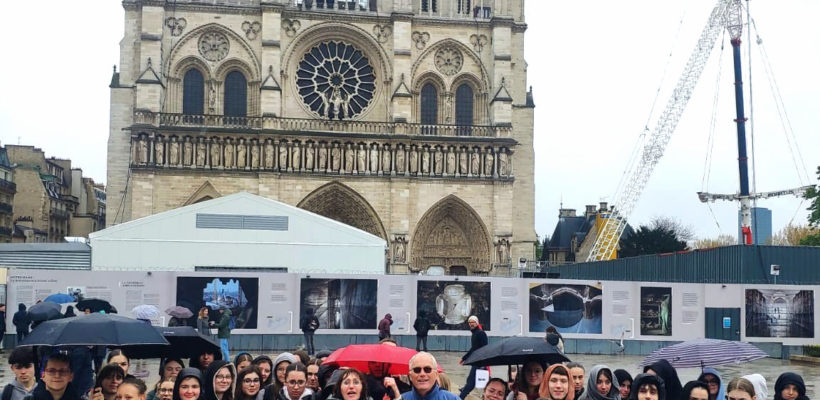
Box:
[630, 374, 665, 400]
[643, 360, 681, 400]
[774, 373, 809, 400]
[202, 360, 237, 400]
[173, 368, 204, 400]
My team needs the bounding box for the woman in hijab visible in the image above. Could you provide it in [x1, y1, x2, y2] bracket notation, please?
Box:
[740, 375, 767, 400]
[538, 364, 574, 400]
[773, 373, 809, 400]
[697, 368, 724, 400]
[680, 381, 708, 400]
[630, 374, 664, 400]
[613, 370, 633, 400]
[578, 365, 619, 400]
[174, 368, 204, 400]
[643, 360, 681, 400]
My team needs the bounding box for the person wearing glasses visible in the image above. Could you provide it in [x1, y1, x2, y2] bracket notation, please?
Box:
[234, 366, 263, 400]
[147, 360, 185, 400]
[23, 353, 82, 400]
[202, 361, 236, 400]
[695, 369, 723, 400]
[154, 380, 176, 400]
[327, 369, 369, 400]
[4, 347, 37, 400]
[91, 364, 126, 400]
[398, 352, 458, 400]
[275, 363, 313, 400]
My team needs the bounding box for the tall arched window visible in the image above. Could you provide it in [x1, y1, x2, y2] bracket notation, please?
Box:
[455, 83, 474, 136]
[420, 83, 438, 135]
[182, 69, 204, 115]
[224, 71, 247, 117]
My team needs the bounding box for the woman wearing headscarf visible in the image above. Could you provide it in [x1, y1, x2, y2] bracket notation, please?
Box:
[202, 360, 237, 400]
[773, 373, 809, 400]
[696, 368, 724, 400]
[578, 365, 620, 400]
[173, 368, 204, 400]
[643, 360, 681, 400]
[740, 375, 767, 400]
[613, 370, 633, 400]
[630, 374, 664, 400]
[680, 381, 708, 400]
[537, 364, 575, 400]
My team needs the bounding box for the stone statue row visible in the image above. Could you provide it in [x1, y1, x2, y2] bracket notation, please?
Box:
[133, 135, 512, 178]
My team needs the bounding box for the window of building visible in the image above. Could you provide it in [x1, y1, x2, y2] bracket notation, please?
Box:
[455, 83, 474, 135]
[420, 83, 438, 134]
[224, 70, 248, 117]
[182, 69, 204, 115]
[457, 0, 471, 14]
[421, 0, 437, 12]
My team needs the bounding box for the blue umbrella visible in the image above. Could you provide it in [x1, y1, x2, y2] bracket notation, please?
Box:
[640, 338, 767, 369]
[44, 293, 76, 304]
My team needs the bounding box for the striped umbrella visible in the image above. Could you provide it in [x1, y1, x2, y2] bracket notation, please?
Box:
[640, 338, 768, 369]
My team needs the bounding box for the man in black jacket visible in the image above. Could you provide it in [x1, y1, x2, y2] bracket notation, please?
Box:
[412, 311, 430, 351]
[12, 304, 30, 345]
[300, 308, 319, 355]
[458, 316, 487, 400]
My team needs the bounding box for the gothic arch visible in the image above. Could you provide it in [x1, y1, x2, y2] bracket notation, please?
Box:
[183, 181, 222, 206]
[167, 23, 261, 80]
[411, 195, 492, 274]
[411, 38, 490, 92]
[297, 181, 387, 240]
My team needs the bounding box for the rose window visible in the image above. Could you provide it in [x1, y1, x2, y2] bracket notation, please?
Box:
[296, 41, 376, 120]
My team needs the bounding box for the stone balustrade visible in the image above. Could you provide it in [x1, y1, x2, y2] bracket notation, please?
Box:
[129, 131, 514, 180]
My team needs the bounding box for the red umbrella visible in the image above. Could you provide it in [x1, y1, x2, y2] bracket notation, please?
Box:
[322, 344, 442, 375]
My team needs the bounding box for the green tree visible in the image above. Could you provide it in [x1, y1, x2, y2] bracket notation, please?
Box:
[539, 236, 550, 262]
[803, 166, 820, 245]
[619, 219, 689, 257]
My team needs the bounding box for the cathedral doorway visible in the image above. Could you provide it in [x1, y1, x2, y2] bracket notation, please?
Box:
[297, 182, 387, 240]
[411, 195, 491, 274]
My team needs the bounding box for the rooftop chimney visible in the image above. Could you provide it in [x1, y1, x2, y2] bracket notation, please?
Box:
[599, 202, 608, 212]
[585, 205, 596, 217]
[559, 208, 576, 217]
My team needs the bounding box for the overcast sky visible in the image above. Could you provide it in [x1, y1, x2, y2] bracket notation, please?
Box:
[0, 1, 817, 242]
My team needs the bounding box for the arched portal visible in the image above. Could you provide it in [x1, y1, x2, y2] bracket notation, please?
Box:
[411, 195, 491, 274]
[297, 182, 387, 240]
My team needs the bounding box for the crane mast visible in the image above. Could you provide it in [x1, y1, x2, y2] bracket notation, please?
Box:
[587, 0, 740, 262]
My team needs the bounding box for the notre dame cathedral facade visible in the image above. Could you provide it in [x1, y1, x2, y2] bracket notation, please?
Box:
[107, 0, 535, 275]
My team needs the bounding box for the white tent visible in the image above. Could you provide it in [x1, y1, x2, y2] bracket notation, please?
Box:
[90, 192, 386, 273]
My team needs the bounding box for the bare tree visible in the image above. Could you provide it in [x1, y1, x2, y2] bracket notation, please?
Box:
[691, 234, 736, 249]
[649, 216, 696, 242]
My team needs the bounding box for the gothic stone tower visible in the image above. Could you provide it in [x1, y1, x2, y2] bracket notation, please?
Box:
[107, 0, 535, 275]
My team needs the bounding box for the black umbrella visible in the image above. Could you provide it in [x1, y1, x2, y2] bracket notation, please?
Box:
[122, 326, 221, 359]
[463, 336, 570, 366]
[19, 313, 170, 351]
[76, 298, 115, 314]
[28, 302, 63, 322]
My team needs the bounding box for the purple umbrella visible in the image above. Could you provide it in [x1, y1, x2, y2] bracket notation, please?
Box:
[640, 338, 767, 369]
[165, 306, 194, 319]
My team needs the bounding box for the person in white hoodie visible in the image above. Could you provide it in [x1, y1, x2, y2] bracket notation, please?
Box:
[741, 375, 768, 400]
[3, 347, 37, 400]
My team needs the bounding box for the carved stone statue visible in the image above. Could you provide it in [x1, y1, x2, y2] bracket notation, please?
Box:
[318, 144, 327, 171]
[484, 149, 494, 176]
[210, 138, 220, 167]
[395, 146, 405, 173]
[357, 144, 366, 173]
[155, 138, 165, 165]
[250, 142, 260, 169]
[470, 151, 480, 175]
[381, 146, 391, 174]
[183, 138, 193, 166]
[264, 141, 274, 169]
[279, 142, 289, 171]
[345, 144, 354, 172]
[393, 236, 407, 263]
[496, 238, 509, 264]
[169, 137, 180, 166]
[409, 147, 418, 173]
[237, 139, 246, 168]
[434, 148, 443, 175]
[446, 149, 456, 175]
[369, 145, 379, 173]
[196, 138, 206, 167]
[305, 143, 314, 170]
[224, 139, 235, 168]
[421, 148, 430, 174]
[459, 151, 468, 175]
[208, 82, 217, 113]
[291, 142, 301, 170]
[138, 137, 149, 164]
[332, 144, 342, 172]
[498, 151, 508, 177]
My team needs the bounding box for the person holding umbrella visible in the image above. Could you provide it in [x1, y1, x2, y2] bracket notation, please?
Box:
[13, 304, 30, 344]
[458, 316, 488, 400]
[91, 364, 126, 400]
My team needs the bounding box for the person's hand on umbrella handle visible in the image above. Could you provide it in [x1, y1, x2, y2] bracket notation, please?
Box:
[383, 377, 401, 400]
[458, 359, 463, 365]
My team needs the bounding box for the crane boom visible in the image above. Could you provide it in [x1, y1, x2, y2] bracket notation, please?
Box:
[587, 0, 740, 262]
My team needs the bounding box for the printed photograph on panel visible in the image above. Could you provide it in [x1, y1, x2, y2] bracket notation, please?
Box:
[641, 287, 672, 336]
[417, 281, 491, 330]
[177, 277, 259, 329]
[529, 283, 602, 334]
[746, 289, 814, 338]
[300, 279, 377, 329]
